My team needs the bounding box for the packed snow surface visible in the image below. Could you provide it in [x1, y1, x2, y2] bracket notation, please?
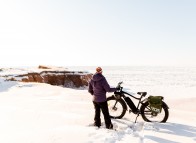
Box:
[0, 66, 195, 143]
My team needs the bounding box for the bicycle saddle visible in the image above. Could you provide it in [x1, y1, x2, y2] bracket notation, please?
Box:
[137, 92, 147, 97]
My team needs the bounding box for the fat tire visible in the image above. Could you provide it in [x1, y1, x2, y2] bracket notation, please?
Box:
[140, 101, 169, 123]
[107, 96, 127, 119]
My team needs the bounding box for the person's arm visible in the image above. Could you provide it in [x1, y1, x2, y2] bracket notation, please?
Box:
[102, 78, 116, 92]
[88, 81, 94, 95]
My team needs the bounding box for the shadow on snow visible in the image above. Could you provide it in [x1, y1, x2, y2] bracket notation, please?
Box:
[145, 122, 196, 142]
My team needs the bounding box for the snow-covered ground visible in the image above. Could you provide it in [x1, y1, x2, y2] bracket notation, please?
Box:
[0, 66, 196, 143]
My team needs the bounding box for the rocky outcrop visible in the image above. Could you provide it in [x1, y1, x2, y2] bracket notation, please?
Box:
[19, 71, 92, 88]
[1, 66, 92, 88]
[38, 65, 52, 69]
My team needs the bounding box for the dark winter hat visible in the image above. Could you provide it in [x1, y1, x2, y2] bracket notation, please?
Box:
[96, 67, 102, 73]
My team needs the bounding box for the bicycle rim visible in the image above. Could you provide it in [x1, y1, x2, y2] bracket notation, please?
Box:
[108, 99, 124, 118]
[142, 103, 168, 122]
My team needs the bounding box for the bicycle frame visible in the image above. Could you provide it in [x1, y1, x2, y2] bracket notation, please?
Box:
[121, 90, 145, 111]
[115, 82, 147, 111]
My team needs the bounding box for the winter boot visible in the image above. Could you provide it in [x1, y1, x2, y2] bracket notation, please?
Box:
[106, 123, 113, 129]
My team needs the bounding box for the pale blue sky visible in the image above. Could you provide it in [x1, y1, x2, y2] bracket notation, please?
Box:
[0, 0, 195, 67]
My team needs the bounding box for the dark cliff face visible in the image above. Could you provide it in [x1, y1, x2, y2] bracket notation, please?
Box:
[15, 72, 92, 88]
[21, 72, 92, 88]
[1, 66, 93, 88]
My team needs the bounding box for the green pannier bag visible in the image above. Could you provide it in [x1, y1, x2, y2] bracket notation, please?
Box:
[148, 96, 163, 113]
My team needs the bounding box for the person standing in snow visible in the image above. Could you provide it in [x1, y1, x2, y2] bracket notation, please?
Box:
[88, 67, 118, 129]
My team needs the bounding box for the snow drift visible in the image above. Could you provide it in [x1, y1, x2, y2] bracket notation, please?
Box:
[0, 66, 195, 143]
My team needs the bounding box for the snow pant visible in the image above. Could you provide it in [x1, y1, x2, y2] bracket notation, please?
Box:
[93, 101, 112, 128]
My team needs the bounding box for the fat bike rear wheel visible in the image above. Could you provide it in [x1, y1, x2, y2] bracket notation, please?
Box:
[140, 101, 169, 122]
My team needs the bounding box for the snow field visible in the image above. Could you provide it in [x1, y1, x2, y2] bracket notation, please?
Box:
[0, 81, 195, 143]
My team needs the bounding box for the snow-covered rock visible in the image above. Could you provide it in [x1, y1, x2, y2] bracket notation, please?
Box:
[0, 66, 92, 88]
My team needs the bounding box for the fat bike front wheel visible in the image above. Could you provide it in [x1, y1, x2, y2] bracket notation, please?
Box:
[107, 96, 127, 119]
[140, 101, 169, 123]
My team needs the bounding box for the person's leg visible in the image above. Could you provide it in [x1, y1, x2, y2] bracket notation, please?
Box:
[93, 101, 101, 127]
[100, 101, 113, 129]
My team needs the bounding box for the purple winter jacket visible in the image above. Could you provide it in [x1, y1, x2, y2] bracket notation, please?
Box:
[88, 73, 116, 102]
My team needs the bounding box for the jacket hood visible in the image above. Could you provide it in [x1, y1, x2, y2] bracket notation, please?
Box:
[92, 73, 104, 81]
